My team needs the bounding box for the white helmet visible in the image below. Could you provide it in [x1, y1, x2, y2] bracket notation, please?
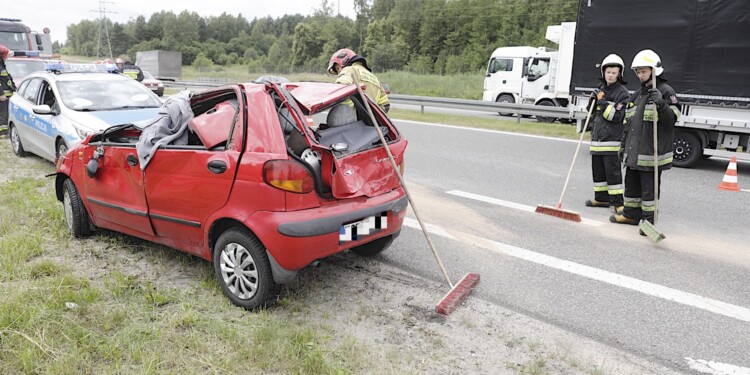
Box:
[600, 54, 624, 78]
[631, 49, 663, 76]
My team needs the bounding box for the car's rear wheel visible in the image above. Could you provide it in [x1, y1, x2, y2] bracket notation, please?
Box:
[536, 100, 558, 123]
[350, 232, 397, 257]
[214, 227, 280, 310]
[9, 124, 27, 157]
[63, 178, 92, 238]
[56, 139, 68, 160]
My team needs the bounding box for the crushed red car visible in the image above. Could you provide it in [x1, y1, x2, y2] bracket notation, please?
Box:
[54, 81, 408, 310]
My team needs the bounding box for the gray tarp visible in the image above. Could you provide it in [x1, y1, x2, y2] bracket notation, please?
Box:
[135, 91, 193, 170]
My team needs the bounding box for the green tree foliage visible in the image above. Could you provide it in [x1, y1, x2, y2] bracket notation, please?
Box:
[62, 0, 577, 74]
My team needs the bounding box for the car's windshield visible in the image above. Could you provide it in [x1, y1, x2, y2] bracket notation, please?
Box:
[0, 31, 29, 50]
[143, 71, 155, 80]
[57, 78, 162, 111]
[5, 59, 47, 81]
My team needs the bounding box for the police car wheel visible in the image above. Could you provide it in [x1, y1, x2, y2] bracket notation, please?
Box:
[56, 139, 68, 160]
[213, 227, 281, 311]
[63, 178, 92, 238]
[9, 124, 27, 157]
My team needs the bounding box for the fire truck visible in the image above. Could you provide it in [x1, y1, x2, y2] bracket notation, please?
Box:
[0, 18, 53, 58]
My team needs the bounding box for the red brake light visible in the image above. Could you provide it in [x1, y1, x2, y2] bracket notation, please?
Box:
[263, 160, 314, 194]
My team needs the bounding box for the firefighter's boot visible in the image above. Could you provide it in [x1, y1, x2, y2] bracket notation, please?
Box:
[585, 199, 609, 208]
[613, 206, 624, 215]
[609, 214, 639, 225]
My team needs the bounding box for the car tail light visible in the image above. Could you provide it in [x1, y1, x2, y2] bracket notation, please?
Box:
[263, 160, 314, 194]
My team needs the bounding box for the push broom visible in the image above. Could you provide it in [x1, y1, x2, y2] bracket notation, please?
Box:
[351, 71, 479, 316]
[535, 97, 597, 222]
[639, 73, 666, 242]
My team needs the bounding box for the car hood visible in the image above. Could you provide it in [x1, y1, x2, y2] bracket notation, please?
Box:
[73, 108, 161, 130]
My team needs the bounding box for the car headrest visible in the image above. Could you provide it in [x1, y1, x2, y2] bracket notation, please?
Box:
[326, 103, 356, 127]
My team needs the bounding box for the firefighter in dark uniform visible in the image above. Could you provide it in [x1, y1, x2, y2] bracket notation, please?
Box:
[116, 54, 144, 82]
[585, 54, 629, 213]
[0, 44, 16, 127]
[610, 49, 680, 234]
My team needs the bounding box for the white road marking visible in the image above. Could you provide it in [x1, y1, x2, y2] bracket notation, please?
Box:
[446, 190, 603, 227]
[393, 119, 585, 144]
[401, 218, 750, 323]
[686, 357, 750, 375]
[741, 189, 750, 193]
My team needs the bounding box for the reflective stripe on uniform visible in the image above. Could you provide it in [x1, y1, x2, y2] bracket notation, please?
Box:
[624, 106, 636, 124]
[637, 152, 673, 167]
[642, 200, 655, 212]
[593, 181, 608, 192]
[624, 197, 641, 208]
[670, 105, 681, 120]
[643, 108, 658, 122]
[608, 184, 624, 195]
[603, 104, 616, 121]
[590, 140, 620, 153]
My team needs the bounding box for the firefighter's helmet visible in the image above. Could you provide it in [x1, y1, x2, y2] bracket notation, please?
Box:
[600, 54, 624, 78]
[631, 49, 663, 76]
[0, 45, 10, 59]
[327, 48, 370, 75]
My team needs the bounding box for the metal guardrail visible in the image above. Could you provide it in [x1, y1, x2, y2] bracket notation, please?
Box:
[164, 80, 587, 121]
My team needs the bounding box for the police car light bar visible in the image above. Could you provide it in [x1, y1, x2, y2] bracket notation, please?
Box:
[0, 18, 24, 22]
[45, 63, 120, 74]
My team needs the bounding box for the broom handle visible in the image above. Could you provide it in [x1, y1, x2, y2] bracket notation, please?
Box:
[556, 98, 596, 207]
[652, 74, 659, 223]
[351, 70, 454, 289]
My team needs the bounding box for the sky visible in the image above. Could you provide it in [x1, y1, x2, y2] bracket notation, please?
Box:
[5, 0, 356, 44]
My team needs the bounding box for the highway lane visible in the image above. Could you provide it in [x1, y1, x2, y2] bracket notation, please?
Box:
[379, 118, 750, 373]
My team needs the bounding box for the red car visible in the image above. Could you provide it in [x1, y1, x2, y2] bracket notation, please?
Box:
[55, 82, 408, 310]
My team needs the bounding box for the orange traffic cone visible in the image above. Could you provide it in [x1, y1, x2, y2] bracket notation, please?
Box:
[718, 156, 741, 192]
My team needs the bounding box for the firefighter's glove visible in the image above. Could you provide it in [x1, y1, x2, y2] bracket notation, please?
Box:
[647, 88, 664, 107]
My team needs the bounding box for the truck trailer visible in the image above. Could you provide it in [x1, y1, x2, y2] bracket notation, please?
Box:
[483, 0, 750, 167]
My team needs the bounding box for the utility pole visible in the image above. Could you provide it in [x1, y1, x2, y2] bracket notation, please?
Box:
[91, 0, 117, 59]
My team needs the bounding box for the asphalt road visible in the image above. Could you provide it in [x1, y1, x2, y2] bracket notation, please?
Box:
[380, 118, 750, 374]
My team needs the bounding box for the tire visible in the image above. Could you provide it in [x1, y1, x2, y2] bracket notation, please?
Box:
[672, 131, 702, 168]
[350, 232, 397, 257]
[213, 227, 280, 310]
[536, 100, 558, 123]
[63, 178, 92, 238]
[9, 124, 27, 157]
[56, 139, 68, 161]
[495, 94, 515, 116]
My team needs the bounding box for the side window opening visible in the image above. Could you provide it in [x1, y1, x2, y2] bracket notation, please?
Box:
[187, 93, 238, 150]
[488, 58, 513, 74]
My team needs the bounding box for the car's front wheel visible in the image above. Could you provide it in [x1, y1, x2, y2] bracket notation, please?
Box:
[56, 139, 68, 160]
[213, 227, 280, 310]
[9, 124, 26, 157]
[350, 232, 397, 257]
[63, 178, 93, 238]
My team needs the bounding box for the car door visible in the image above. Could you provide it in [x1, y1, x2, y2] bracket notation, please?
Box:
[143, 92, 244, 254]
[10, 77, 44, 156]
[33, 79, 62, 161]
[83, 143, 155, 238]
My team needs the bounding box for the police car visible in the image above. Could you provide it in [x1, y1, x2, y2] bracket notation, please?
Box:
[8, 63, 162, 162]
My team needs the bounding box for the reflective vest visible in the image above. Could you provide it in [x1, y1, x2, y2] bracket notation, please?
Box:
[337, 62, 390, 110]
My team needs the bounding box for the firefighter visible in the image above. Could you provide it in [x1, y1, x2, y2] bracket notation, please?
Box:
[585, 54, 629, 212]
[610, 49, 680, 235]
[0, 44, 16, 127]
[116, 54, 144, 82]
[327, 48, 390, 112]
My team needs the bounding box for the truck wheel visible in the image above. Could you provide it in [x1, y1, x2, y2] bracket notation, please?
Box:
[536, 100, 558, 123]
[496, 94, 515, 116]
[350, 232, 397, 257]
[214, 227, 281, 310]
[672, 131, 702, 168]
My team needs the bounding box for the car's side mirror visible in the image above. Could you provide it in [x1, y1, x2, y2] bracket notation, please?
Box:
[32, 104, 55, 115]
[86, 159, 99, 178]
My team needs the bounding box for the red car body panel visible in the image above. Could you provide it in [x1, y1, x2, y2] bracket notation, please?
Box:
[56, 81, 408, 281]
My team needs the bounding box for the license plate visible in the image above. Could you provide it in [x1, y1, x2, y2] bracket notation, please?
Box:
[339, 211, 388, 243]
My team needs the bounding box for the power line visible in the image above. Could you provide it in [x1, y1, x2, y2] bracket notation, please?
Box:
[91, 0, 118, 59]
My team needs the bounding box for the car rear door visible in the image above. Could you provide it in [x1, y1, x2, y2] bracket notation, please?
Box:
[142, 90, 245, 253]
[10, 77, 43, 156]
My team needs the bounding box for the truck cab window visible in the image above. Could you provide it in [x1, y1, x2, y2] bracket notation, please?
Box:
[527, 59, 550, 79]
[488, 58, 513, 74]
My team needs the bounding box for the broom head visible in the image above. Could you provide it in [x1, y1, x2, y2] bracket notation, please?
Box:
[535, 204, 582, 222]
[639, 220, 666, 243]
[436, 273, 480, 316]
